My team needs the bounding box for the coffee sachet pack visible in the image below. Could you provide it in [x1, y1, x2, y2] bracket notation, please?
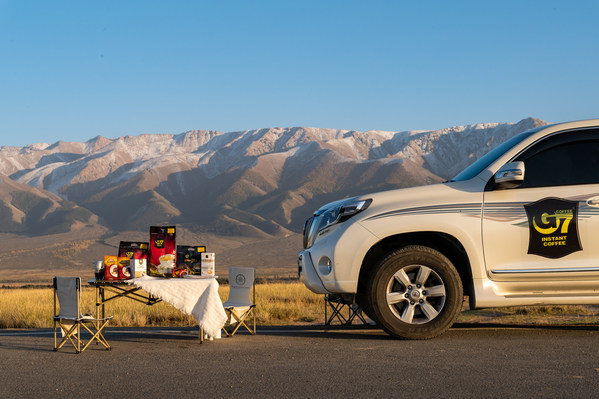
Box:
[117, 257, 131, 280]
[148, 226, 176, 277]
[104, 256, 119, 281]
[175, 245, 206, 276]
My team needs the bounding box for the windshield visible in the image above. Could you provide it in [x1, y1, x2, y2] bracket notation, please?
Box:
[451, 128, 541, 182]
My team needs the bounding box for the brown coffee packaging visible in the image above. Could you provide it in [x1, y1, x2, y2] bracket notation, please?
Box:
[148, 226, 176, 277]
[117, 257, 131, 280]
[175, 245, 206, 276]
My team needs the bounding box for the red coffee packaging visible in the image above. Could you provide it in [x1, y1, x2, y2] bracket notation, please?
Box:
[104, 256, 119, 281]
[119, 241, 149, 278]
[118, 241, 149, 260]
[148, 226, 176, 277]
[175, 245, 206, 277]
[117, 257, 131, 280]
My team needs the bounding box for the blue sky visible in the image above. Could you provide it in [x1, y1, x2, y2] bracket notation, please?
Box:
[1, 0, 598, 147]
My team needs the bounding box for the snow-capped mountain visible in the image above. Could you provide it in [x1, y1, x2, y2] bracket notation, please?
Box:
[0, 117, 546, 236]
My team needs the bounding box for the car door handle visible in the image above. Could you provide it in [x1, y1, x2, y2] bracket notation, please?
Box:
[587, 197, 599, 207]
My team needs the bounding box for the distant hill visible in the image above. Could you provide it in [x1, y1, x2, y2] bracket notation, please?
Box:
[0, 117, 548, 282]
[0, 173, 98, 235]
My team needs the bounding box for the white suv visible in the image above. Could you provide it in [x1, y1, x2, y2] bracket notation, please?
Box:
[298, 119, 599, 339]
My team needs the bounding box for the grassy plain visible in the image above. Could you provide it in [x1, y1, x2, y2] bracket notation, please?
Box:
[0, 282, 323, 328]
[1, 283, 598, 328]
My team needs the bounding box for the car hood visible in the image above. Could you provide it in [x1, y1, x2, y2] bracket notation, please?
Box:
[352, 179, 486, 222]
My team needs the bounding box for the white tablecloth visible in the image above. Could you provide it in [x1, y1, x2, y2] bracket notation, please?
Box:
[126, 276, 227, 338]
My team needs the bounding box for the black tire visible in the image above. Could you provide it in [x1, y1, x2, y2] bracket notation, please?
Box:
[368, 245, 463, 340]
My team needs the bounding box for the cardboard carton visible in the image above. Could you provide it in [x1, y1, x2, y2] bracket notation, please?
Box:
[201, 253, 215, 277]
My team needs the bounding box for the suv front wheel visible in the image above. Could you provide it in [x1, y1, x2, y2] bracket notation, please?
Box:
[369, 245, 463, 339]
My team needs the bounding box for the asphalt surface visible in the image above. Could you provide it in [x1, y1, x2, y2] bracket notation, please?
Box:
[1, 324, 599, 398]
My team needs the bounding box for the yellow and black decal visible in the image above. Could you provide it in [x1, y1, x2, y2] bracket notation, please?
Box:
[524, 197, 582, 258]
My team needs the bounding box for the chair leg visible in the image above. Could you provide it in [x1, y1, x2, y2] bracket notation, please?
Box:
[76, 323, 81, 353]
[55, 320, 112, 353]
[80, 321, 111, 352]
[56, 322, 81, 351]
[223, 309, 232, 336]
[325, 295, 370, 326]
[237, 318, 254, 335]
[325, 300, 348, 325]
[347, 304, 368, 325]
[53, 320, 57, 351]
[241, 307, 256, 334]
[227, 309, 255, 336]
[227, 309, 242, 336]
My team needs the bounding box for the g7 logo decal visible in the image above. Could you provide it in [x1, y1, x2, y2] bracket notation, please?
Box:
[524, 197, 582, 259]
[532, 209, 573, 235]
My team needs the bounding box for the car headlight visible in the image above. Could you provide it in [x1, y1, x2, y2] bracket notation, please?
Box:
[303, 198, 371, 249]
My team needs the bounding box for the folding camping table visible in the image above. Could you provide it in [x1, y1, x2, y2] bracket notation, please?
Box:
[88, 278, 224, 343]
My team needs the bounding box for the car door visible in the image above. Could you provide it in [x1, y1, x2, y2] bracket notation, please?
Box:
[482, 128, 599, 291]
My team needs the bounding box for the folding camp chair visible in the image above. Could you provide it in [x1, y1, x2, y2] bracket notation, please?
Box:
[324, 294, 368, 326]
[53, 276, 112, 353]
[222, 267, 256, 336]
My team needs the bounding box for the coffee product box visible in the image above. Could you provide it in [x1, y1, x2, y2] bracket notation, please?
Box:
[175, 245, 206, 276]
[131, 259, 147, 278]
[148, 226, 176, 277]
[118, 241, 148, 278]
[104, 256, 119, 281]
[201, 253, 215, 277]
[117, 257, 131, 280]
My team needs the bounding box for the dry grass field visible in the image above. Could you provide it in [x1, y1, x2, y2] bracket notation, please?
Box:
[1, 282, 598, 329]
[0, 282, 323, 328]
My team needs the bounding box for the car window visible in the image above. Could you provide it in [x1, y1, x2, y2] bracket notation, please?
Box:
[513, 128, 599, 188]
[451, 128, 540, 182]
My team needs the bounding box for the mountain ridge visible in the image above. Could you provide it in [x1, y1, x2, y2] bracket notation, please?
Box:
[0, 118, 547, 236]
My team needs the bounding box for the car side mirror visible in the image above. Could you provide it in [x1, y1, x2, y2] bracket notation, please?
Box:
[494, 161, 525, 188]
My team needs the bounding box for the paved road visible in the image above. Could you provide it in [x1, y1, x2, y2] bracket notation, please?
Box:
[1, 324, 598, 398]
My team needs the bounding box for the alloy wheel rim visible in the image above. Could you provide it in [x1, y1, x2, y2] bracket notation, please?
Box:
[385, 264, 447, 325]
